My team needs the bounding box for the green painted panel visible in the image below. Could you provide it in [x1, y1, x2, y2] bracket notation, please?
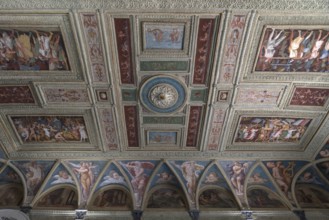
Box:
[143, 117, 184, 124]
[190, 89, 207, 102]
[122, 89, 137, 101]
[140, 61, 189, 72]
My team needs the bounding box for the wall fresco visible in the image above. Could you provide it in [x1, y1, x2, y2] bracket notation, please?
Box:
[255, 28, 329, 73]
[219, 15, 246, 83]
[43, 88, 89, 103]
[186, 106, 202, 147]
[36, 187, 78, 209]
[91, 188, 132, 210]
[119, 160, 157, 208]
[96, 163, 127, 190]
[247, 188, 287, 209]
[200, 164, 230, 189]
[290, 87, 329, 106]
[0, 29, 70, 71]
[67, 161, 107, 203]
[219, 161, 253, 196]
[11, 116, 89, 143]
[264, 160, 308, 202]
[0, 184, 23, 206]
[235, 117, 311, 143]
[82, 14, 107, 82]
[114, 18, 134, 84]
[295, 184, 329, 208]
[43, 164, 75, 192]
[149, 163, 178, 189]
[0, 86, 35, 104]
[12, 160, 55, 197]
[147, 187, 186, 208]
[193, 18, 215, 84]
[170, 160, 208, 202]
[199, 189, 238, 209]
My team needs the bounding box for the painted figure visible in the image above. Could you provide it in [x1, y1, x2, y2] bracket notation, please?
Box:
[266, 161, 295, 197]
[100, 170, 126, 187]
[175, 161, 205, 201]
[120, 161, 154, 207]
[229, 162, 248, 195]
[263, 28, 286, 62]
[70, 162, 96, 200]
[51, 170, 74, 185]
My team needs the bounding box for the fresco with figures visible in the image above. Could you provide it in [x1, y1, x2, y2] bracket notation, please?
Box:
[235, 117, 311, 143]
[11, 116, 89, 143]
[143, 23, 185, 50]
[0, 29, 69, 71]
[255, 28, 329, 73]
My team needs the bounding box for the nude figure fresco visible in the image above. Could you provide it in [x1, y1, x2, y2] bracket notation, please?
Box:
[11, 116, 89, 143]
[235, 117, 311, 143]
[255, 28, 329, 73]
[0, 28, 70, 71]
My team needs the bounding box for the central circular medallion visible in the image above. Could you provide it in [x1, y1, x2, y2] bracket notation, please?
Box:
[149, 84, 178, 109]
[140, 75, 187, 114]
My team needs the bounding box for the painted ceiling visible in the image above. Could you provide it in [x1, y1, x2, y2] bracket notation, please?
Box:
[0, 0, 329, 219]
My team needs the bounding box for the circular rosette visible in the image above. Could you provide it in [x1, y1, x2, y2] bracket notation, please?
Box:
[140, 76, 187, 114]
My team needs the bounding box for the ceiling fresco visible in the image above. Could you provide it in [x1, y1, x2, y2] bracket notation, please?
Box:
[0, 0, 328, 219]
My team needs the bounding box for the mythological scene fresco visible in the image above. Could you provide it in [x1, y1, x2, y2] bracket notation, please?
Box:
[234, 117, 311, 143]
[96, 163, 128, 189]
[148, 131, 177, 145]
[0, 166, 24, 207]
[255, 28, 329, 72]
[43, 164, 75, 192]
[0, 29, 70, 71]
[144, 23, 185, 50]
[67, 161, 107, 202]
[289, 87, 329, 106]
[0, 86, 35, 104]
[11, 116, 89, 143]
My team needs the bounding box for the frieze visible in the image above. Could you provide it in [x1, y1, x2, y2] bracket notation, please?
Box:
[8, 150, 311, 160]
[1, 0, 328, 11]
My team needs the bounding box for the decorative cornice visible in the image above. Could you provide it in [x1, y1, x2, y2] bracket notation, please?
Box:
[0, 0, 328, 11]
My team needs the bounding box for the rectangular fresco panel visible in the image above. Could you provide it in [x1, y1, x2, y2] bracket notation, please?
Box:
[143, 23, 185, 50]
[0, 85, 35, 104]
[11, 116, 89, 143]
[234, 117, 311, 143]
[0, 28, 70, 71]
[148, 131, 177, 145]
[255, 28, 329, 73]
[290, 87, 329, 106]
